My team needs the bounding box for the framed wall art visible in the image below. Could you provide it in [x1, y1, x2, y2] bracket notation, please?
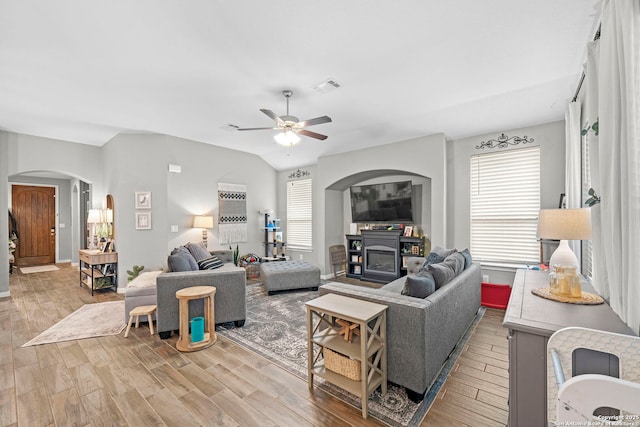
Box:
[136, 212, 152, 230]
[135, 191, 152, 209]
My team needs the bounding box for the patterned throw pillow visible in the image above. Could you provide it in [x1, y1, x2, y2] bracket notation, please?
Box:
[198, 255, 223, 270]
[185, 242, 211, 262]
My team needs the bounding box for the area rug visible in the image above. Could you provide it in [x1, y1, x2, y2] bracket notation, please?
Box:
[20, 265, 60, 274]
[23, 301, 126, 347]
[218, 282, 485, 426]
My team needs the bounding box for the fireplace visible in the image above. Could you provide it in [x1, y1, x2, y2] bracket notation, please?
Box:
[362, 230, 402, 283]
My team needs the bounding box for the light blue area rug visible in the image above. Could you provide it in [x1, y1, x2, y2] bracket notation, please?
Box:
[218, 283, 485, 426]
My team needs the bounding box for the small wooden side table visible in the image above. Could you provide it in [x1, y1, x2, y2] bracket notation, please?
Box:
[175, 286, 217, 352]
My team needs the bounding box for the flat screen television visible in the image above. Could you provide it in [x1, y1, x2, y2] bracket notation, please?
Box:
[350, 180, 413, 223]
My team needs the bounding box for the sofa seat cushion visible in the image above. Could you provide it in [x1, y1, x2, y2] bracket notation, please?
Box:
[127, 270, 162, 288]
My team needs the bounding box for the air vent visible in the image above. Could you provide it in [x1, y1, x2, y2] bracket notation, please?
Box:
[312, 78, 341, 93]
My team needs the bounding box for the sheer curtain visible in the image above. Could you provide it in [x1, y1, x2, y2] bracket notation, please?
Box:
[591, 0, 640, 334]
[565, 101, 582, 268]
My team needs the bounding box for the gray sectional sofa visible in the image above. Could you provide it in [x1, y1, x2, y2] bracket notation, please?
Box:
[319, 255, 481, 398]
[156, 249, 246, 339]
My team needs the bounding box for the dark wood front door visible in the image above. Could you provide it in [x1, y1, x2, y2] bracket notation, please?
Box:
[12, 185, 56, 266]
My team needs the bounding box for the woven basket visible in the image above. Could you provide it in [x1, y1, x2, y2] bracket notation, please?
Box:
[324, 347, 361, 381]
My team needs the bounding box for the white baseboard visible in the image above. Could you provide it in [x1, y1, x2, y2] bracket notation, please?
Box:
[0, 291, 10, 298]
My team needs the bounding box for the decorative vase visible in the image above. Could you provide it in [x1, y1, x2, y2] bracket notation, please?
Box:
[549, 265, 581, 297]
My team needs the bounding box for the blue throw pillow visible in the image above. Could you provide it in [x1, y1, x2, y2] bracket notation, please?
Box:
[420, 252, 445, 270]
[460, 248, 472, 269]
[430, 246, 457, 259]
[168, 253, 197, 272]
[401, 271, 436, 298]
[171, 246, 199, 270]
[198, 255, 223, 270]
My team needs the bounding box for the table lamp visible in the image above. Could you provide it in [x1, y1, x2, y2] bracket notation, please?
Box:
[536, 208, 592, 269]
[87, 209, 102, 249]
[193, 215, 214, 247]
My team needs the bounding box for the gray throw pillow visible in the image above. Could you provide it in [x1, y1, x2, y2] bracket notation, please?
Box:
[168, 253, 197, 272]
[444, 252, 465, 275]
[427, 262, 456, 288]
[198, 255, 223, 270]
[185, 242, 210, 262]
[460, 248, 472, 269]
[401, 271, 436, 298]
[430, 246, 457, 259]
[171, 246, 198, 270]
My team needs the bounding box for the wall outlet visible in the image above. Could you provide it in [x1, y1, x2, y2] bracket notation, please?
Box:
[299, 254, 303, 260]
[482, 274, 489, 283]
[170, 225, 179, 233]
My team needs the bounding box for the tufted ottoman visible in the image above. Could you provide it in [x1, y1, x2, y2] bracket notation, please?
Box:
[260, 261, 321, 295]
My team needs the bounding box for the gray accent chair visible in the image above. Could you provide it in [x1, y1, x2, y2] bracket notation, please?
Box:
[319, 258, 481, 399]
[156, 249, 246, 339]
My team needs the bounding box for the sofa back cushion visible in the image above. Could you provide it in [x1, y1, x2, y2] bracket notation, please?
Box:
[427, 261, 456, 289]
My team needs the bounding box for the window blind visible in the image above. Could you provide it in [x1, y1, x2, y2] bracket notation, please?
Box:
[287, 178, 312, 250]
[470, 146, 541, 264]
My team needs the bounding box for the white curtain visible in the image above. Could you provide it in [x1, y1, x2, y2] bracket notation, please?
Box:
[565, 101, 582, 268]
[591, 0, 640, 334]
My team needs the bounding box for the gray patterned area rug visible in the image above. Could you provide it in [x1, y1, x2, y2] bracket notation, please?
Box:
[218, 282, 485, 426]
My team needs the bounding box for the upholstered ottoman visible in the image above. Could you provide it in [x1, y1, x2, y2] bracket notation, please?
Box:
[260, 261, 321, 295]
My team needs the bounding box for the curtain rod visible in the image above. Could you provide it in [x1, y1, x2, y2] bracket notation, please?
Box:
[572, 24, 602, 102]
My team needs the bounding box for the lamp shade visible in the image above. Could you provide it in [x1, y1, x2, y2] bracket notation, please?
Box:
[193, 215, 214, 229]
[537, 208, 592, 241]
[87, 209, 102, 224]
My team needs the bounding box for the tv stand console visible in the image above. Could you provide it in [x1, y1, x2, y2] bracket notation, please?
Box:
[345, 230, 423, 283]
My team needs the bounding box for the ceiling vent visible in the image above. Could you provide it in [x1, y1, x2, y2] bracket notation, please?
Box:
[312, 78, 341, 94]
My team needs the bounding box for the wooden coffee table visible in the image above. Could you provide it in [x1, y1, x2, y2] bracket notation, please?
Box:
[175, 286, 217, 352]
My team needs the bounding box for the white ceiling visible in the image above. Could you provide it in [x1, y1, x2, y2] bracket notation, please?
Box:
[0, 1, 600, 171]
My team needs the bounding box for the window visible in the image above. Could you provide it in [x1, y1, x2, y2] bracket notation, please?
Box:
[470, 146, 540, 265]
[287, 178, 312, 250]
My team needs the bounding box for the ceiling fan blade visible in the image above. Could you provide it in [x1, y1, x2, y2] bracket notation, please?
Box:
[237, 127, 276, 131]
[260, 109, 284, 125]
[298, 115, 332, 127]
[298, 129, 328, 140]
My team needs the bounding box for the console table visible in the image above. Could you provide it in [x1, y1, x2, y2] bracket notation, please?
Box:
[306, 293, 387, 418]
[79, 249, 118, 295]
[503, 269, 634, 427]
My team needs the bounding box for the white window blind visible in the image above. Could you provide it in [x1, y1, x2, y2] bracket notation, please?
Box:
[470, 146, 541, 264]
[287, 178, 312, 250]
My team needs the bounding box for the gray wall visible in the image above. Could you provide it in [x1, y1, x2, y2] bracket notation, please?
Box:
[449, 120, 566, 284]
[278, 134, 448, 277]
[0, 132, 8, 296]
[2, 130, 277, 291]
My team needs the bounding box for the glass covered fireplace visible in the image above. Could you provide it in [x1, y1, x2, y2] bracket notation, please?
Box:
[364, 245, 398, 282]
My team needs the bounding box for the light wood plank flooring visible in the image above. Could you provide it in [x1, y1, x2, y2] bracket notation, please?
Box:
[2, 264, 508, 426]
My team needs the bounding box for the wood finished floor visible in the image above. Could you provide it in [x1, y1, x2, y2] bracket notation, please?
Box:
[1, 264, 509, 426]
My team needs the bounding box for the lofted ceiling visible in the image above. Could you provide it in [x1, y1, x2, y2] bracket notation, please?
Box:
[0, 1, 600, 171]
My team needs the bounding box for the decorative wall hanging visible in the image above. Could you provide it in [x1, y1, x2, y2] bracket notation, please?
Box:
[218, 183, 247, 244]
[475, 133, 534, 150]
[288, 168, 311, 179]
[135, 212, 152, 230]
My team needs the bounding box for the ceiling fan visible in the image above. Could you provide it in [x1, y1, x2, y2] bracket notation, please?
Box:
[237, 90, 332, 145]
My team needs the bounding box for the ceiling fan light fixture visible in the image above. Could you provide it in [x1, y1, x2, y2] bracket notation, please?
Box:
[274, 130, 301, 146]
